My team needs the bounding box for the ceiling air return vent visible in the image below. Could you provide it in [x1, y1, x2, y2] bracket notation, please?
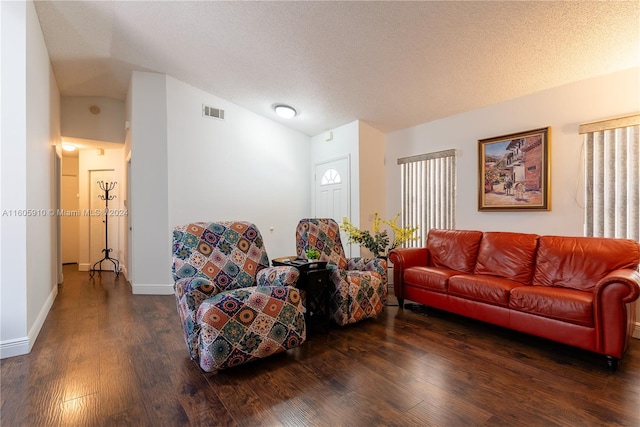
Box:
[202, 104, 225, 120]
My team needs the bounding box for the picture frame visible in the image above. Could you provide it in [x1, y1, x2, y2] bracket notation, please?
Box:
[478, 127, 550, 211]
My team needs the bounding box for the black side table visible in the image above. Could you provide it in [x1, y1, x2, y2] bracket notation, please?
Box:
[272, 257, 332, 334]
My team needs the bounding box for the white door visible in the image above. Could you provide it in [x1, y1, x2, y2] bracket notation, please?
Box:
[89, 170, 118, 271]
[314, 156, 351, 255]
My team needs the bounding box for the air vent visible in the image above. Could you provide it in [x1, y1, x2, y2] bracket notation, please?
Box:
[202, 104, 225, 120]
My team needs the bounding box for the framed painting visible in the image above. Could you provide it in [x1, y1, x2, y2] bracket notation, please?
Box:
[478, 127, 550, 211]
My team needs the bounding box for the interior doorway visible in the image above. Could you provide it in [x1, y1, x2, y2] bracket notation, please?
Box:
[60, 173, 79, 264]
[54, 149, 63, 284]
[314, 155, 351, 256]
[314, 156, 350, 220]
[59, 150, 80, 281]
[89, 169, 118, 271]
[126, 157, 132, 282]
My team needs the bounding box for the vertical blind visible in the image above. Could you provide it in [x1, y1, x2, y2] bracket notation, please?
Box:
[581, 115, 640, 241]
[398, 149, 456, 246]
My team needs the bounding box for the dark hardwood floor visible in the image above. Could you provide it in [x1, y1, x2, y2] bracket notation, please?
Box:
[2, 264, 640, 426]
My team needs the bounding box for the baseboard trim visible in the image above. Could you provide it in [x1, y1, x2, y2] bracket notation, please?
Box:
[0, 337, 30, 359]
[28, 284, 58, 350]
[131, 283, 174, 295]
[78, 263, 90, 272]
[633, 322, 640, 340]
[1, 284, 58, 359]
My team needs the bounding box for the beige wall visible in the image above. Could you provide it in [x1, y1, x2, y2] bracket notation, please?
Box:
[358, 121, 386, 256]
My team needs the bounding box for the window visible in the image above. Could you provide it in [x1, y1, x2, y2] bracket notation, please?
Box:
[398, 149, 456, 246]
[320, 169, 341, 185]
[581, 114, 639, 241]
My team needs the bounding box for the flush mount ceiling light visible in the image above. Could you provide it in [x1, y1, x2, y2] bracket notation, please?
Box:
[274, 104, 297, 119]
[62, 143, 76, 152]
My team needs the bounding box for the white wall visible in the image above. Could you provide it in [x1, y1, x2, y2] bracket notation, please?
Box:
[1, 0, 29, 358]
[61, 96, 126, 143]
[1, 0, 60, 358]
[165, 75, 311, 260]
[125, 72, 312, 294]
[386, 67, 640, 237]
[26, 0, 60, 338]
[129, 71, 170, 294]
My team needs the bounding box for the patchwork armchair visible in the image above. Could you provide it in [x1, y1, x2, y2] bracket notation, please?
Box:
[172, 221, 306, 372]
[295, 218, 387, 326]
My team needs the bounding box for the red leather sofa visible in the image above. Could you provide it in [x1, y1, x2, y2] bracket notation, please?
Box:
[389, 229, 640, 370]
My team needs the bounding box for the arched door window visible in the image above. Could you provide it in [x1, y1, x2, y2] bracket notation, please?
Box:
[321, 169, 342, 185]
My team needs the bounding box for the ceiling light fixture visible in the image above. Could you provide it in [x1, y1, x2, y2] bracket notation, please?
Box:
[274, 104, 297, 119]
[62, 143, 76, 152]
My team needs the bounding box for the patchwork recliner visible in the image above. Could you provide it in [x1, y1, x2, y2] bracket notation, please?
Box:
[295, 218, 387, 326]
[172, 221, 306, 372]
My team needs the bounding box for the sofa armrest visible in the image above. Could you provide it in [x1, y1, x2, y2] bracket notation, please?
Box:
[388, 248, 429, 302]
[388, 247, 429, 269]
[257, 266, 300, 287]
[595, 269, 640, 303]
[594, 269, 640, 357]
[174, 277, 220, 360]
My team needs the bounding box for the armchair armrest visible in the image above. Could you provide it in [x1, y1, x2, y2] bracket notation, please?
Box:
[174, 277, 220, 360]
[257, 266, 300, 287]
[347, 257, 388, 286]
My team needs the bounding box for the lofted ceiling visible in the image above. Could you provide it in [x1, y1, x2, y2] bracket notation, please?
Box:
[34, 1, 640, 137]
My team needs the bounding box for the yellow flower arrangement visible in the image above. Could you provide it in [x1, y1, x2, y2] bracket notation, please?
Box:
[341, 213, 418, 258]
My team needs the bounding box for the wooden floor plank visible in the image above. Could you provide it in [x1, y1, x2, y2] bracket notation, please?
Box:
[2, 265, 640, 426]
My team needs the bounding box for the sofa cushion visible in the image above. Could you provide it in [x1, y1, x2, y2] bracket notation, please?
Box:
[449, 274, 524, 307]
[510, 286, 593, 327]
[474, 232, 539, 285]
[404, 266, 457, 293]
[427, 229, 483, 274]
[533, 236, 640, 292]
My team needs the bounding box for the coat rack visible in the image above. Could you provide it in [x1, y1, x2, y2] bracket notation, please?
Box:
[90, 180, 120, 278]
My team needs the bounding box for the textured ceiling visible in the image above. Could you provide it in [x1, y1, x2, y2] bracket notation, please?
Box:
[35, 1, 640, 137]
